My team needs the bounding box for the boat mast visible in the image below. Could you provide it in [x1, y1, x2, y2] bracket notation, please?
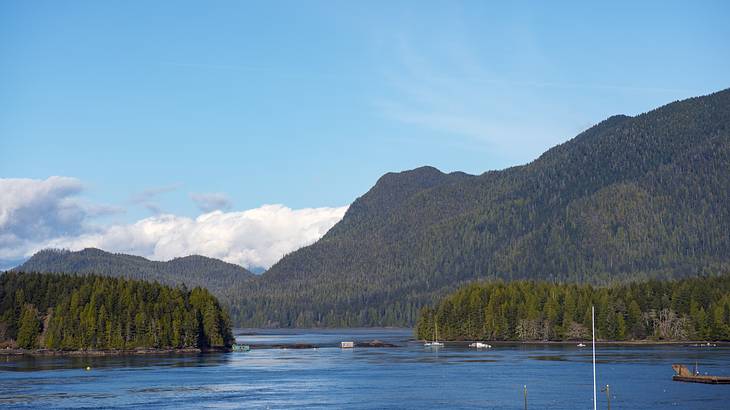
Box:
[592, 305, 597, 410]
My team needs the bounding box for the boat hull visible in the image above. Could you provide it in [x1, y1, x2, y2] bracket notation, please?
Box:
[672, 375, 730, 384]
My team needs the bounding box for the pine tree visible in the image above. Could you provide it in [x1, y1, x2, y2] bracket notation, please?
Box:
[17, 304, 41, 349]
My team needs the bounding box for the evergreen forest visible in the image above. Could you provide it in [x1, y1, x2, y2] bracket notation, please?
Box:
[0, 271, 234, 350]
[415, 274, 730, 341]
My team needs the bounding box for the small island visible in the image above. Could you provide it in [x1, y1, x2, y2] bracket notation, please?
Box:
[0, 272, 234, 355]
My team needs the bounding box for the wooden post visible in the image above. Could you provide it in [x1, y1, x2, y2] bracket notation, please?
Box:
[524, 385, 527, 410]
[592, 306, 597, 410]
[601, 384, 611, 410]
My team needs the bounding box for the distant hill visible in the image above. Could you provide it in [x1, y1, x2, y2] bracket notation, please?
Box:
[228, 88, 730, 327]
[14, 248, 255, 296]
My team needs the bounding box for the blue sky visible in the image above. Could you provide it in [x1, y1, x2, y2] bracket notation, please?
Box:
[1, 1, 729, 267]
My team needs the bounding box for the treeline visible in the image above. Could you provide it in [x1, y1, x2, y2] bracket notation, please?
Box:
[0, 272, 234, 350]
[416, 274, 730, 341]
[226, 285, 423, 328]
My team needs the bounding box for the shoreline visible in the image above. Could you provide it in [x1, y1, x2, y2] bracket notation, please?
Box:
[2, 339, 723, 357]
[0, 346, 231, 357]
[417, 339, 725, 346]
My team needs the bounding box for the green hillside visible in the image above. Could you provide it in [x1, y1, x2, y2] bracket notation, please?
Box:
[228, 88, 730, 327]
[15, 248, 255, 297]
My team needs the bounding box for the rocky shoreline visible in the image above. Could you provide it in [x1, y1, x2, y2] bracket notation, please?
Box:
[3, 339, 720, 356]
[0, 346, 231, 357]
[248, 339, 400, 349]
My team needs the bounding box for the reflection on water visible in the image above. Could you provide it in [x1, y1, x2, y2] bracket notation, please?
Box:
[0, 353, 232, 372]
[527, 355, 568, 361]
[1, 328, 729, 409]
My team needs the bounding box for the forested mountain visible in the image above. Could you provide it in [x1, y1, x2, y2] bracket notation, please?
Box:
[11, 90, 730, 329]
[0, 272, 233, 350]
[415, 274, 730, 342]
[228, 88, 730, 327]
[15, 248, 255, 296]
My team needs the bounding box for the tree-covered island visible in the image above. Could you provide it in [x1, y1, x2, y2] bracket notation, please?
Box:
[0, 272, 234, 352]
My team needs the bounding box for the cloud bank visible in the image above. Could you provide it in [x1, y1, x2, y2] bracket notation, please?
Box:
[1, 177, 348, 270]
[0, 176, 121, 262]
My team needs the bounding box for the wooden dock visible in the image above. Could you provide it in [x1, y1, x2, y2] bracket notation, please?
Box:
[672, 364, 730, 384]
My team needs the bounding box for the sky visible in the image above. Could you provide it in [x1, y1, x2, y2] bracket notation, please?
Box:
[1, 1, 729, 269]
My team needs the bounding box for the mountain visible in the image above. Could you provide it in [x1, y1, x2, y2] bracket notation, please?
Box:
[11, 89, 730, 329]
[13, 248, 255, 296]
[228, 88, 730, 327]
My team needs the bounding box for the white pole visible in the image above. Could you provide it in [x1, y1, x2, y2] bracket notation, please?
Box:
[592, 305, 597, 410]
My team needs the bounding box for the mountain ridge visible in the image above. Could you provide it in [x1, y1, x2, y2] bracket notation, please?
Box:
[13, 248, 255, 296]
[228, 87, 730, 327]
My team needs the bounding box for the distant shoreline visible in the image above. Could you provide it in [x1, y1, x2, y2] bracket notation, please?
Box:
[419, 339, 725, 346]
[1, 340, 723, 357]
[0, 347, 230, 357]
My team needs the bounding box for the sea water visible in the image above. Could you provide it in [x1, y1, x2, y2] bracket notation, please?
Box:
[1, 328, 728, 409]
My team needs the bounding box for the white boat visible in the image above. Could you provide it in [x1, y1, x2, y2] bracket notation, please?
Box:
[577, 343, 586, 347]
[424, 323, 444, 347]
[469, 342, 492, 348]
[690, 342, 716, 347]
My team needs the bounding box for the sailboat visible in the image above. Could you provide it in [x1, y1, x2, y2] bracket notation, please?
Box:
[424, 323, 444, 347]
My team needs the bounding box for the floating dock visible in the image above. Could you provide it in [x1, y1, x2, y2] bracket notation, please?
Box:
[232, 344, 251, 352]
[672, 364, 730, 384]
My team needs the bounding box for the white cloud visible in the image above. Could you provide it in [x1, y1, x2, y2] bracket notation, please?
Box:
[40, 204, 347, 269]
[0, 176, 120, 263]
[0, 176, 93, 251]
[190, 192, 233, 212]
[0, 177, 347, 270]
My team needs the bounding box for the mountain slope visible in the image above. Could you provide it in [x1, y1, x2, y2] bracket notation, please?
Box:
[230, 88, 730, 327]
[14, 248, 255, 296]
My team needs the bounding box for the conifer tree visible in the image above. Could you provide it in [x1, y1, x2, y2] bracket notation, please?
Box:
[16, 304, 41, 349]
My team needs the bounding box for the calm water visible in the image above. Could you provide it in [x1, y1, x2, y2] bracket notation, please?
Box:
[1, 328, 729, 409]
